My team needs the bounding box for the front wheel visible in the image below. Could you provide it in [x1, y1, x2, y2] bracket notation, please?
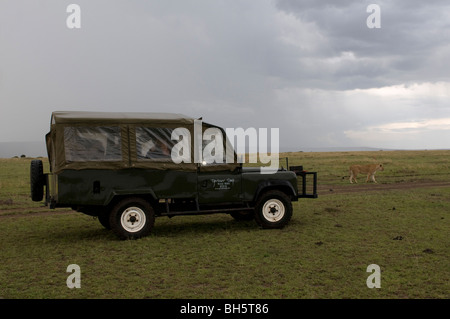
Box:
[109, 198, 155, 240]
[254, 190, 292, 229]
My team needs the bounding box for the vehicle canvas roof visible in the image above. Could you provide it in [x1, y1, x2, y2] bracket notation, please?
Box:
[51, 111, 196, 125]
[46, 111, 238, 173]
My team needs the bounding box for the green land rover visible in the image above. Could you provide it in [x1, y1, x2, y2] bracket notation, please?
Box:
[30, 111, 317, 239]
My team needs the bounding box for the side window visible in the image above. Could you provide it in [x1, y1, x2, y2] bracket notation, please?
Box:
[64, 126, 122, 162]
[201, 127, 229, 165]
[136, 127, 174, 161]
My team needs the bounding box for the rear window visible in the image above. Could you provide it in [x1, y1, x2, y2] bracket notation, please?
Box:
[64, 126, 122, 162]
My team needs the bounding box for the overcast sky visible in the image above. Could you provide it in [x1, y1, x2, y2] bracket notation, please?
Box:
[1, 0, 450, 152]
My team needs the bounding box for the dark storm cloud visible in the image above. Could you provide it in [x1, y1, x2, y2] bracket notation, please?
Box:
[275, 0, 450, 89]
[0, 0, 449, 150]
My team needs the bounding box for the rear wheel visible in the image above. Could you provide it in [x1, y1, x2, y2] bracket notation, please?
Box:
[97, 212, 111, 229]
[109, 198, 155, 240]
[30, 160, 44, 202]
[254, 190, 292, 229]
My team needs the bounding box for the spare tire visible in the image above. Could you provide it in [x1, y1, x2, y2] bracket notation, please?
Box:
[30, 159, 44, 202]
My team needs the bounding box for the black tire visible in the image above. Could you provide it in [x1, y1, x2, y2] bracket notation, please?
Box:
[98, 212, 111, 230]
[30, 160, 44, 202]
[230, 210, 255, 221]
[109, 197, 155, 240]
[254, 190, 293, 229]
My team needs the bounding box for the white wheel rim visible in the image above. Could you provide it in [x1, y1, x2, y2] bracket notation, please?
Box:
[262, 199, 285, 222]
[121, 206, 146, 233]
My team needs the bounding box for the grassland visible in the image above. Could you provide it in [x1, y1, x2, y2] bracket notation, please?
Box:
[0, 151, 449, 299]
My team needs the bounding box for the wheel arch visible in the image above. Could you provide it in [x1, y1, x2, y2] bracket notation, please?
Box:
[253, 180, 296, 203]
[104, 190, 158, 210]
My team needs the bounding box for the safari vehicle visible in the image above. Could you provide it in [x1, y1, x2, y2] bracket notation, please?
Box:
[30, 111, 317, 239]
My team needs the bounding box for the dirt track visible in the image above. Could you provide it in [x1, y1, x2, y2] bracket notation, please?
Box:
[0, 206, 74, 219]
[318, 180, 450, 195]
[1, 180, 449, 219]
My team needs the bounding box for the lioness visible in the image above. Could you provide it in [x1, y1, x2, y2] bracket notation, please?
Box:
[349, 164, 384, 184]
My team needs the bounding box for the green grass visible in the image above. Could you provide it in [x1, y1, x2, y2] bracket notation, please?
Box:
[0, 152, 449, 299]
[280, 149, 450, 183]
[0, 158, 49, 211]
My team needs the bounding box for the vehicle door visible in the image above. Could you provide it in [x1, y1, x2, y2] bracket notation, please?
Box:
[197, 164, 242, 204]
